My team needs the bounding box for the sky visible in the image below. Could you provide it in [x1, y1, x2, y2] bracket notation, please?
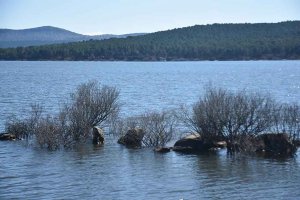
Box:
[0, 0, 299, 35]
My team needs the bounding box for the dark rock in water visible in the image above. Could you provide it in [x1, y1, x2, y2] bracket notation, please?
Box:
[257, 133, 297, 156]
[118, 128, 145, 148]
[154, 147, 172, 153]
[92, 127, 104, 145]
[173, 134, 217, 153]
[0, 133, 17, 141]
[227, 135, 264, 153]
[227, 133, 297, 157]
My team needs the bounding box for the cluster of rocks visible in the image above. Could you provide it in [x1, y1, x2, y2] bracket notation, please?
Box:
[116, 130, 227, 153]
[1, 127, 298, 157]
[116, 129, 297, 157]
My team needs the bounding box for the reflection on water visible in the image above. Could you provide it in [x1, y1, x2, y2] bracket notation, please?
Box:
[1, 138, 300, 199]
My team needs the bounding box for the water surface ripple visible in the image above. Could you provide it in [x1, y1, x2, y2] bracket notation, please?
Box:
[0, 61, 300, 199]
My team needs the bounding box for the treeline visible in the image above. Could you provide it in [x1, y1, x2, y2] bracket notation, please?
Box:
[1, 21, 300, 61]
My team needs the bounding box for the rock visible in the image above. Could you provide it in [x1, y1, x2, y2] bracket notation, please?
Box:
[0, 133, 17, 141]
[92, 127, 104, 145]
[257, 133, 297, 156]
[154, 147, 172, 153]
[214, 141, 227, 148]
[227, 135, 265, 153]
[173, 133, 216, 153]
[118, 128, 144, 148]
[227, 133, 297, 156]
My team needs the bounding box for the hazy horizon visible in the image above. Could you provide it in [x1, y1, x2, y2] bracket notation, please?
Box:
[1, 0, 299, 35]
[1, 20, 298, 36]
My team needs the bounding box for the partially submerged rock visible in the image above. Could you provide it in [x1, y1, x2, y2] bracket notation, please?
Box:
[154, 147, 172, 153]
[118, 128, 145, 148]
[227, 135, 264, 153]
[173, 133, 221, 153]
[92, 127, 104, 145]
[227, 133, 297, 157]
[0, 133, 17, 141]
[257, 133, 297, 156]
[213, 141, 227, 149]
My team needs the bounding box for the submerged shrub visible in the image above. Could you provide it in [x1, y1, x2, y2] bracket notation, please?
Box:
[34, 115, 62, 150]
[223, 91, 274, 138]
[5, 80, 120, 150]
[63, 81, 120, 142]
[113, 110, 177, 147]
[140, 111, 176, 147]
[5, 117, 31, 139]
[182, 86, 300, 142]
[270, 103, 300, 140]
[191, 87, 229, 139]
[5, 103, 43, 139]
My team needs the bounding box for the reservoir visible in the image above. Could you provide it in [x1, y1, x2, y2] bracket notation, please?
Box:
[0, 61, 300, 199]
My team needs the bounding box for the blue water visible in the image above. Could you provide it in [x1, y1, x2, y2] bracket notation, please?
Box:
[0, 61, 300, 199]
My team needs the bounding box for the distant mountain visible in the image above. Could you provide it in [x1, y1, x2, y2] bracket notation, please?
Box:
[1, 21, 300, 61]
[0, 26, 146, 48]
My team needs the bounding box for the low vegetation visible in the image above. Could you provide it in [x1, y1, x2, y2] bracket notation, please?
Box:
[5, 80, 120, 150]
[3, 82, 300, 155]
[111, 110, 177, 147]
[180, 86, 300, 153]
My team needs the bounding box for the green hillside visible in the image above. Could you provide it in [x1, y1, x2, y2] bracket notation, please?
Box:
[1, 21, 300, 60]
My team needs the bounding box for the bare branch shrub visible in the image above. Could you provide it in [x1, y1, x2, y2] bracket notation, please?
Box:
[113, 110, 177, 147]
[34, 115, 61, 150]
[109, 116, 138, 137]
[65, 81, 120, 142]
[5, 103, 44, 139]
[140, 111, 176, 147]
[270, 103, 300, 140]
[5, 117, 31, 139]
[4, 80, 120, 150]
[224, 91, 275, 138]
[183, 86, 292, 141]
[191, 86, 229, 139]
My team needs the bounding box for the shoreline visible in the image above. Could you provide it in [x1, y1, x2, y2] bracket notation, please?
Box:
[0, 59, 300, 62]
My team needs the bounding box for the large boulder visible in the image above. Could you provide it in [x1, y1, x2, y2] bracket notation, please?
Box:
[227, 135, 265, 153]
[154, 147, 172, 153]
[257, 133, 297, 156]
[92, 127, 104, 145]
[173, 133, 217, 153]
[0, 133, 17, 141]
[227, 133, 297, 156]
[118, 128, 145, 148]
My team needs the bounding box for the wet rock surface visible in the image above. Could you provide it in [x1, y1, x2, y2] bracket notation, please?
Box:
[0, 133, 17, 141]
[118, 128, 145, 148]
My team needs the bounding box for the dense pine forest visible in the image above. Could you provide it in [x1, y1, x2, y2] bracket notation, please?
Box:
[0, 21, 299, 61]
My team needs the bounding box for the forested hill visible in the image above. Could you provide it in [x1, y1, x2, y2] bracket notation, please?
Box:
[1, 21, 300, 61]
[0, 26, 145, 48]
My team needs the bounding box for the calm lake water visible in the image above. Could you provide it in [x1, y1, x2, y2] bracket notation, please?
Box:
[0, 61, 300, 199]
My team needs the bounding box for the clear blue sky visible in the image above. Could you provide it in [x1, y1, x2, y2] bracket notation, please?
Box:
[0, 0, 299, 35]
